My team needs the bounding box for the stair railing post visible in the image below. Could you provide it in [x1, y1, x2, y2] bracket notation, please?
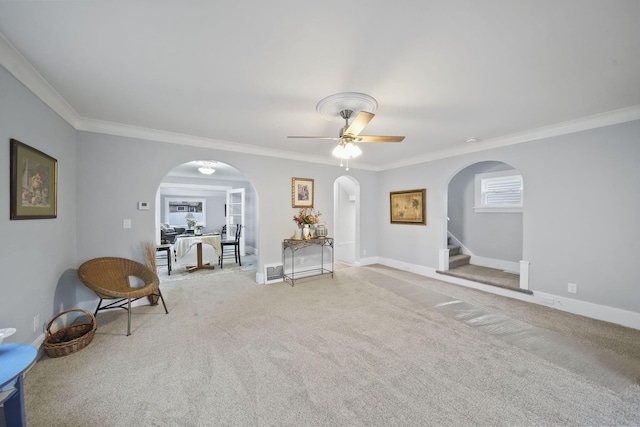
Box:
[439, 248, 450, 271]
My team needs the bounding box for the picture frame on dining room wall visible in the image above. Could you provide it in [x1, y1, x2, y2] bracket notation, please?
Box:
[10, 139, 58, 220]
[390, 188, 426, 225]
[292, 177, 314, 208]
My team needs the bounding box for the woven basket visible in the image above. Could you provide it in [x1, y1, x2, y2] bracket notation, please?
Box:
[43, 309, 96, 358]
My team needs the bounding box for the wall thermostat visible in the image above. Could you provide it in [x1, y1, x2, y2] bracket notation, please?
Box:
[138, 201, 150, 210]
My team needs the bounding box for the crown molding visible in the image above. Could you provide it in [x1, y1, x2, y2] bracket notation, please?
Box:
[0, 32, 81, 127]
[76, 117, 379, 171]
[383, 104, 640, 170]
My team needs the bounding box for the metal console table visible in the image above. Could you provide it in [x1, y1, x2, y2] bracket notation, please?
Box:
[282, 237, 334, 286]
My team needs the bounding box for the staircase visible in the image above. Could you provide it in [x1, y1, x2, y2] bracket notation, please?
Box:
[447, 241, 470, 269]
[439, 238, 529, 294]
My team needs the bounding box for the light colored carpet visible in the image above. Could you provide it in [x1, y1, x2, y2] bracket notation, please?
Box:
[21, 263, 640, 426]
[156, 245, 257, 282]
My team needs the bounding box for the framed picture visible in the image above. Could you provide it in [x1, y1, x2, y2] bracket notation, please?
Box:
[390, 189, 426, 225]
[292, 177, 314, 208]
[10, 139, 58, 220]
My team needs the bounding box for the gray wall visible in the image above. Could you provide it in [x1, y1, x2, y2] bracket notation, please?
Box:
[73, 131, 379, 268]
[0, 66, 77, 345]
[378, 120, 640, 313]
[448, 161, 523, 262]
[2, 62, 639, 347]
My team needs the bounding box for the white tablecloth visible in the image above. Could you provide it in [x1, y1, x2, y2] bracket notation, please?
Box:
[174, 235, 222, 258]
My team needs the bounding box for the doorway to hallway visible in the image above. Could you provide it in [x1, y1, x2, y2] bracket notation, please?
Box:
[333, 176, 360, 265]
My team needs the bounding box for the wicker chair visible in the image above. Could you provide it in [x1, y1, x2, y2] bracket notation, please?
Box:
[77, 257, 168, 336]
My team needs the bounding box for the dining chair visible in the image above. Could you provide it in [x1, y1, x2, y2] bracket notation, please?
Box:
[219, 224, 242, 268]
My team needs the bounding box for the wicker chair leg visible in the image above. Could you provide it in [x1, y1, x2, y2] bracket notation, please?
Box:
[127, 298, 132, 336]
[94, 299, 102, 317]
[158, 290, 169, 314]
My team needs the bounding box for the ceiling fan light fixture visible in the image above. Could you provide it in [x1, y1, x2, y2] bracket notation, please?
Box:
[332, 141, 362, 159]
[345, 142, 362, 158]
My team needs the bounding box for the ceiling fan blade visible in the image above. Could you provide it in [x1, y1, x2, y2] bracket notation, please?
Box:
[287, 136, 341, 140]
[355, 135, 405, 143]
[343, 111, 374, 137]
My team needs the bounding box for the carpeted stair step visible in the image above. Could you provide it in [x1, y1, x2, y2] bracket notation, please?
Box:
[449, 253, 471, 269]
[448, 245, 460, 257]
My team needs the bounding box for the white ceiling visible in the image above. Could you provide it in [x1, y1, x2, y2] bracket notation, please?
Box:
[1, 1, 639, 170]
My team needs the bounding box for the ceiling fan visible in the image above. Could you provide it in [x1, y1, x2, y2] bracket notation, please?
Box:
[287, 92, 405, 169]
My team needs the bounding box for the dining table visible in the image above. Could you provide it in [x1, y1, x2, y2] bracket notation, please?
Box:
[174, 234, 222, 272]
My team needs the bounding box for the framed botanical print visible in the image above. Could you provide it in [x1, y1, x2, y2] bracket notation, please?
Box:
[292, 177, 314, 208]
[390, 188, 426, 225]
[10, 139, 58, 219]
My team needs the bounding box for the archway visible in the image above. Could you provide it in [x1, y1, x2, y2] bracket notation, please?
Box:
[155, 160, 258, 275]
[443, 161, 527, 291]
[333, 175, 360, 265]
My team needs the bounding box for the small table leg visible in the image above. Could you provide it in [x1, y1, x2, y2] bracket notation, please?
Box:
[186, 243, 215, 273]
[3, 375, 26, 427]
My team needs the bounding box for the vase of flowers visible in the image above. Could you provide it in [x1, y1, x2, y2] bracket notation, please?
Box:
[293, 208, 321, 239]
[293, 208, 321, 226]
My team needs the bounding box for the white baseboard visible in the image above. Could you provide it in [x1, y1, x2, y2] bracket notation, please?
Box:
[32, 332, 45, 349]
[374, 257, 640, 330]
[532, 291, 640, 330]
[358, 256, 380, 266]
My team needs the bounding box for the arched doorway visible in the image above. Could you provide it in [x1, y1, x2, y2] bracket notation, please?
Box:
[443, 161, 528, 291]
[333, 175, 360, 265]
[155, 160, 258, 275]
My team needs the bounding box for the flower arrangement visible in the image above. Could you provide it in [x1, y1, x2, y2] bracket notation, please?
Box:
[186, 218, 197, 229]
[293, 208, 322, 225]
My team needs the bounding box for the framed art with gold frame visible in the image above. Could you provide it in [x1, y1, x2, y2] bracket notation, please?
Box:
[10, 139, 58, 220]
[390, 188, 426, 225]
[291, 177, 314, 208]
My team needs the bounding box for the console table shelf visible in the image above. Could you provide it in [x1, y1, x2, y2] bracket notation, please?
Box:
[282, 237, 334, 286]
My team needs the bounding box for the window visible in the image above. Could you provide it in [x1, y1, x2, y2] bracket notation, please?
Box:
[474, 170, 523, 213]
[164, 197, 206, 226]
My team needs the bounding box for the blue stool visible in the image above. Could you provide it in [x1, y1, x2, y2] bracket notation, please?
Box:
[0, 344, 37, 427]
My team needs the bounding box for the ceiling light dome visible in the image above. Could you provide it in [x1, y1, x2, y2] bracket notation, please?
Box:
[198, 162, 216, 175]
